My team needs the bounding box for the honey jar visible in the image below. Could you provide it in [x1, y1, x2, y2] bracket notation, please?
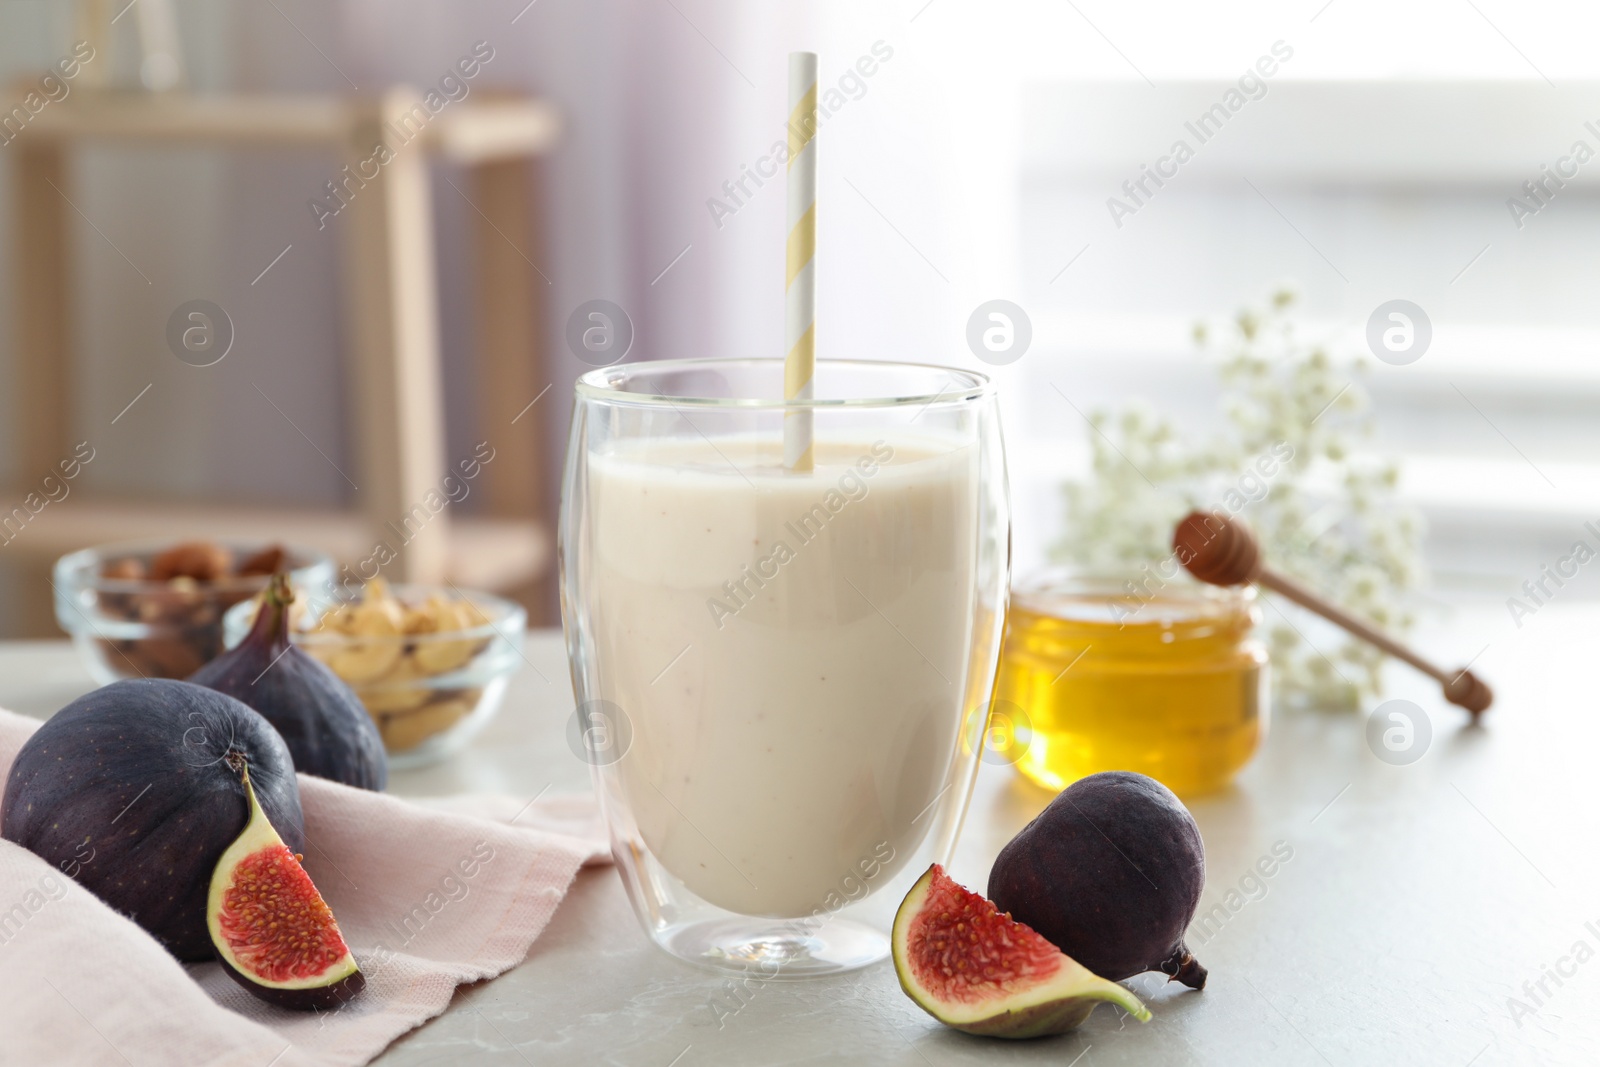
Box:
[994, 571, 1268, 796]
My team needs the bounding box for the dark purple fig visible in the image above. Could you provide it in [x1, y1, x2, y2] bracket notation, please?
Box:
[988, 771, 1208, 990]
[1, 679, 304, 961]
[190, 574, 387, 791]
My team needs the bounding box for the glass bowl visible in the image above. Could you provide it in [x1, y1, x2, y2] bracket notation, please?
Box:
[224, 583, 526, 769]
[53, 540, 335, 684]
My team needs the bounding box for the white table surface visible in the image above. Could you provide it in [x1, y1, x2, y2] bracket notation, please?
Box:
[2, 604, 1593, 1066]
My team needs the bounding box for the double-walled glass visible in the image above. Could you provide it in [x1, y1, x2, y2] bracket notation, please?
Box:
[560, 359, 1009, 976]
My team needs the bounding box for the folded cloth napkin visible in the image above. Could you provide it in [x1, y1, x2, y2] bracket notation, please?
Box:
[0, 707, 610, 1067]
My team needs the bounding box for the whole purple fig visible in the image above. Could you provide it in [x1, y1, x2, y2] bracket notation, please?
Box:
[988, 771, 1208, 989]
[3, 678, 304, 960]
[190, 574, 387, 790]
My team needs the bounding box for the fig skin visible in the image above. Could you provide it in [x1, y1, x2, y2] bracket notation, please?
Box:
[218, 954, 366, 1011]
[988, 771, 1208, 989]
[190, 574, 387, 791]
[1, 679, 304, 961]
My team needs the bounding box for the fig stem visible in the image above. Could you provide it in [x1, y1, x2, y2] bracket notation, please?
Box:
[249, 572, 295, 654]
[1165, 949, 1208, 990]
[265, 572, 294, 611]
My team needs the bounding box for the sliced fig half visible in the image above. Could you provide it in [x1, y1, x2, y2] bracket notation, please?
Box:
[206, 760, 364, 1011]
[892, 864, 1150, 1039]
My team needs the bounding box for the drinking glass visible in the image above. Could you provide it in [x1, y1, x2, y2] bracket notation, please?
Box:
[560, 358, 1009, 976]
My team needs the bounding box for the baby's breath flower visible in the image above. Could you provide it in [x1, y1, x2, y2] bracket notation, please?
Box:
[1052, 291, 1425, 712]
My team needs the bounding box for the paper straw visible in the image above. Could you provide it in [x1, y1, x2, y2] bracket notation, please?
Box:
[784, 51, 818, 472]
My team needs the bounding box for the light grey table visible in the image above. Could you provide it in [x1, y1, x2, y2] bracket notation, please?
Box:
[3, 602, 1592, 1066]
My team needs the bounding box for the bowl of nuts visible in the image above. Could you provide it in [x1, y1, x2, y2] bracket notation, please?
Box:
[53, 540, 336, 684]
[224, 579, 526, 768]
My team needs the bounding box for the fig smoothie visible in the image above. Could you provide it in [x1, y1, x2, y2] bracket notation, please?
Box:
[584, 434, 977, 917]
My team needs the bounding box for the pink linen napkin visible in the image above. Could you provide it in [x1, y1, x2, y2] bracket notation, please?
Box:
[0, 707, 609, 1067]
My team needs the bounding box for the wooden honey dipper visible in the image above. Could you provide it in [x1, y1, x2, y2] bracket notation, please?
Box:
[1173, 511, 1493, 719]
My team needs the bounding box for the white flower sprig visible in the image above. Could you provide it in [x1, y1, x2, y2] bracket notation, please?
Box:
[1051, 290, 1426, 712]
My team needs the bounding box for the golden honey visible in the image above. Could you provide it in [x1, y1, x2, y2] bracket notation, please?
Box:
[994, 573, 1267, 796]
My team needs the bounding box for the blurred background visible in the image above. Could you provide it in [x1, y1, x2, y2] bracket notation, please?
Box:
[1, 0, 1596, 637]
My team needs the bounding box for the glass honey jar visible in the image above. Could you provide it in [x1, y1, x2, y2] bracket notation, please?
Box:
[993, 571, 1268, 796]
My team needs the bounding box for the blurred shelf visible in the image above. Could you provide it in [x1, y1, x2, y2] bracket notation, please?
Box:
[6, 84, 561, 633]
[21, 91, 561, 163]
[0, 497, 551, 593]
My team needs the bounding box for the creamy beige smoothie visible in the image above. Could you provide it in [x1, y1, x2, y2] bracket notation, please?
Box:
[584, 434, 977, 917]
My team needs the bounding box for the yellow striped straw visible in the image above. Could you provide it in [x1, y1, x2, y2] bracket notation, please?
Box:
[784, 51, 818, 472]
